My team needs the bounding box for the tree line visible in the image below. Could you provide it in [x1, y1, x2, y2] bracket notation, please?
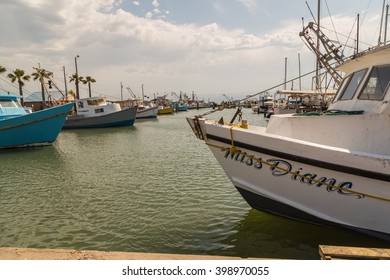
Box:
[0, 65, 96, 107]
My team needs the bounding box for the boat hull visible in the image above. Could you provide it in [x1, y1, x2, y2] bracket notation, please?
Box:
[0, 103, 74, 149]
[136, 106, 158, 119]
[157, 107, 174, 115]
[187, 117, 390, 241]
[63, 106, 137, 128]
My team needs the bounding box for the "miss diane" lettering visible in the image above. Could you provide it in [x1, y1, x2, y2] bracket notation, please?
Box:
[223, 149, 363, 199]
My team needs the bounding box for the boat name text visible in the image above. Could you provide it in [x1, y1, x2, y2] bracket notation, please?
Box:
[223, 149, 363, 199]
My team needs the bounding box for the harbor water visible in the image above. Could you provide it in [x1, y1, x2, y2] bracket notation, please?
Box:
[0, 108, 389, 260]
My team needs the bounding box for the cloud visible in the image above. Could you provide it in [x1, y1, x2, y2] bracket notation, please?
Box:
[133, 1, 139, 6]
[0, 0, 381, 100]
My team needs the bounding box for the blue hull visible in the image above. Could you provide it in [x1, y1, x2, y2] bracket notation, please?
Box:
[0, 103, 74, 149]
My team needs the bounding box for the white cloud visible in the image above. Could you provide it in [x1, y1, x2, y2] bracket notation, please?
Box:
[0, 0, 382, 101]
[133, 1, 139, 6]
[152, 0, 159, 8]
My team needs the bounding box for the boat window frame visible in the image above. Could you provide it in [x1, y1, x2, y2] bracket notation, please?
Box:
[357, 64, 390, 101]
[334, 68, 368, 101]
[0, 99, 18, 108]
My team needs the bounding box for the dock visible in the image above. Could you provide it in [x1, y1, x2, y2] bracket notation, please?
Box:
[1, 246, 389, 260]
[0, 247, 258, 260]
[319, 245, 390, 260]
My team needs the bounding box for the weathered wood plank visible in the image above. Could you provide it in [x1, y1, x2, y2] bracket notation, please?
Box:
[319, 245, 390, 260]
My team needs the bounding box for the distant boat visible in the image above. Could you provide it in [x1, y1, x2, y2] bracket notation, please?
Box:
[172, 101, 188, 112]
[63, 96, 137, 129]
[251, 94, 274, 114]
[124, 99, 158, 119]
[153, 96, 174, 115]
[137, 104, 158, 119]
[157, 106, 174, 115]
[0, 94, 74, 149]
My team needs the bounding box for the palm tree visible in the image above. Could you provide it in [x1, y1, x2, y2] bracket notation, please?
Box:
[69, 74, 83, 99]
[7, 69, 30, 106]
[31, 68, 53, 109]
[0, 65, 6, 74]
[82, 76, 96, 98]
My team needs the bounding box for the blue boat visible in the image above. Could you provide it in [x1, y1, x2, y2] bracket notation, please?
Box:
[0, 94, 74, 149]
[172, 101, 188, 112]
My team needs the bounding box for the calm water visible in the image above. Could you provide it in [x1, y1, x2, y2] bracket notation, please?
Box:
[0, 108, 389, 259]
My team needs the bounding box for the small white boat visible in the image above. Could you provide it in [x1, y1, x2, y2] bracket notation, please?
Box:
[187, 43, 390, 241]
[63, 96, 137, 128]
[124, 99, 158, 119]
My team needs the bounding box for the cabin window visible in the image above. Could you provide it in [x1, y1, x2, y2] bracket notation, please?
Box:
[358, 65, 390, 100]
[336, 69, 367, 101]
[0, 99, 17, 107]
[95, 108, 104, 113]
[87, 99, 105, 106]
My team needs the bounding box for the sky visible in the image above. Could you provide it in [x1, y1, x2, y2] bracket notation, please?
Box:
[0, 0, 387, 102]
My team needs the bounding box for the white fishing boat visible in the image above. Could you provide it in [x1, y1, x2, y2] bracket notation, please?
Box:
[251, 94, 274, 114]
[269, 89, 337, 117]
[63, 96, 137, 128]
[187, 43, 390, 241]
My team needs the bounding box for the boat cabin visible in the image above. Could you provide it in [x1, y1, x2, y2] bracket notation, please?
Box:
[329, 44, 390, 114]
[264, 45, 390, 156]
[0, 95, 26, 119]
[75, 96, 122, 117]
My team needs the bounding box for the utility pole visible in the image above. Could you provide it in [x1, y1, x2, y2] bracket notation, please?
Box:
[121, 82, 123, 101]
[74, 55, 80, 99]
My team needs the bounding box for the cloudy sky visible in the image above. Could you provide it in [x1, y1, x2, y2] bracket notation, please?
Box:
[0, 0, 387, 101]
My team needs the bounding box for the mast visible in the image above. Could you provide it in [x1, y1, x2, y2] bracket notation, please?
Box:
[63, 66, 68, 102]
[298, 53, 302, 90]
[378, 0, 386, 45]
[385, 4, 389, 43]
[315, 0, 321, 90]
[356, 14, 360, 54]
[284, 57, 287, 90]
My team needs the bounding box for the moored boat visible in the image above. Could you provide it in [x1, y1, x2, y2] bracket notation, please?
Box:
[63, 96, 137, 128]
[0, 94, 74, 149]
[187, 43, 390, 241]
[136, 104, 158, 119]
[157, 106, 174, 115]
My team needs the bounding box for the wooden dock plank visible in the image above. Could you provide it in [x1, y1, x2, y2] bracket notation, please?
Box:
[319, 245, 390, 260]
